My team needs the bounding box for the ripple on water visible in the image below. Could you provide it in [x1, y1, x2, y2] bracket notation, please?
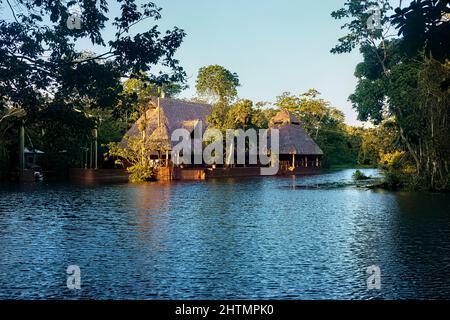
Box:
[0, 169, 449, 299]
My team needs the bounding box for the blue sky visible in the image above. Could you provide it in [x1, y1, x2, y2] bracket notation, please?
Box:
[151, 0, 365, 125]
[2, 0, 367, 125]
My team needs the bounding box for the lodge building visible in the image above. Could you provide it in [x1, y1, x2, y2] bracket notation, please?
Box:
[123, 98, 323, 180]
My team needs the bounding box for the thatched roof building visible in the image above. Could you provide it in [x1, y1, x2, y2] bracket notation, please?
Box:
[123, 100, 323, 169]
[123, 98, 212, 150]
[269, 109, 323, 156]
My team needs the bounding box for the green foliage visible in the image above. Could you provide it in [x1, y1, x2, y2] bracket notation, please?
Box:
[26, 104, 94, 172]
[1, 0, 186, 112]
[225, 99, 254, 129]
[330, 0, 393, 54]
[196, 65, 240, 104]
[352, 55, 450, 190]
[98, 115, 128, 145]
[107, 135, 158, 183]
[391, 0, 450, 62]
[253, 103, 277, 129]
[207, 99, 274, 132]
[332, 0, 450, 191]
[161, 83, 185, 98]
[0, 1, 186, 178]
[114, 71, 185, 124]
[206, 101, 230, 131]
[357, 120, 400, 165]
[382, 171, 404, 190]
[352, 170, 371, 180]
[276, 89, 344, 139]
[224, 99, 272, 130]
[0, 108, 26, 179]
[379, 150, 407, 171]
[349, 77, 387, 124]
[114, 72, 157, 124]
[275, 90, 360, 167]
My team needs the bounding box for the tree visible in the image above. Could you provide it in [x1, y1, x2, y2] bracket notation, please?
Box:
[0, 107, 26, 179]
[114, 72, 159, 125]
[29, 104, 95, 171]
[114, 71, 184, 125]
[332, 0, 450, 190]
[206, 98, 273, 131]
[107, 135, 158, 183]
[1, 0, 186, 112]
[0, 0, 186, 177]
[276, 90, 360, 166]
[195, 65, 240, 104]
[391, 0, 450, 62]
[357, 119, 400, 165]
[225, 99, 272, 130]
[275, 90, 344, 139]
[331, 0, 394, 73]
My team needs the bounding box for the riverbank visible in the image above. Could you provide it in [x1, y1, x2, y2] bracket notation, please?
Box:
[330, 165, 450, 193]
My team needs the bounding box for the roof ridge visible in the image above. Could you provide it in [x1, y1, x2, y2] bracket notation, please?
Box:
[157, 97, 212, 108]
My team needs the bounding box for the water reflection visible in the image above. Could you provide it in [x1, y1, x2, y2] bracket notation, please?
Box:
[384, 192, 450, 299]
[0, 169, 449, 299]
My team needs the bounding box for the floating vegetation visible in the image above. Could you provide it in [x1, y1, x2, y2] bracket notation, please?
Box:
[280, 178, 382, 190]
[352, 170, 371, 181]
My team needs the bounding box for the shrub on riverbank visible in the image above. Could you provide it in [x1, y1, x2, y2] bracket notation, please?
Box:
[372, 170, 450, 192]
[352, 170, 371, 180]
[106, 136, 160, 183]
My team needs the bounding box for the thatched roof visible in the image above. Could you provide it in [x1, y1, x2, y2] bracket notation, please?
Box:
[123, 101, 323, 156]
[271, 109, 300, 126]
[123, 98, 212, 150]
[269, 110, 323, 156]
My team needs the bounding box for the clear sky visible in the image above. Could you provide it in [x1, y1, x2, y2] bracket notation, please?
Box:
[2, 0, 366, 125]
[151, 0, 365, 126]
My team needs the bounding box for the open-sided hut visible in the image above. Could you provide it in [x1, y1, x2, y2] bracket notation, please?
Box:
[269, 109, 323, 171]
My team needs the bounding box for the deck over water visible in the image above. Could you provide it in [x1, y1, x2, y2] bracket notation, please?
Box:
[69, 167, 323, 183]
[159, 166, 323, 181]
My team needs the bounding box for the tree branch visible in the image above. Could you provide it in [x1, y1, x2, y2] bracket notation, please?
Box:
[6, 0, 19, 23]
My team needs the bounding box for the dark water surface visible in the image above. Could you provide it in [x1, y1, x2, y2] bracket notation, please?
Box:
[0, 169, 449, 300]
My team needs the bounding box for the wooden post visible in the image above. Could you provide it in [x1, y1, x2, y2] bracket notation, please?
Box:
[157, 87, 162, 128]
[270, 153, 277, 168]
[292, 153, 295, 168]
[94, 128, 98, 170]
[165, 150, 169, 167]
[89, 141, 93, 169]
[305, 156, 308, 167]
[19, 121, 25, 171]
[316, 156, 319, 167]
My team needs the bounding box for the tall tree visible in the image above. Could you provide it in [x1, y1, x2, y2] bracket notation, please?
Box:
[114, 71, 184, 125]
[0, 0, 187, 176]
[332, 0, 450, 189]
[276, 90, 358, 166]
[0, 0, 186, 112]
[276, 90, 344, 139]
[195, 65, 240, 104]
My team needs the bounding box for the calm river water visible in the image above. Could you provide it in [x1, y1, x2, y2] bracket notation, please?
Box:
[0, 168, 449, 299]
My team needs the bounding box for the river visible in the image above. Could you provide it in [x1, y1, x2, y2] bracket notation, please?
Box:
[0, 168, 449, 299]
